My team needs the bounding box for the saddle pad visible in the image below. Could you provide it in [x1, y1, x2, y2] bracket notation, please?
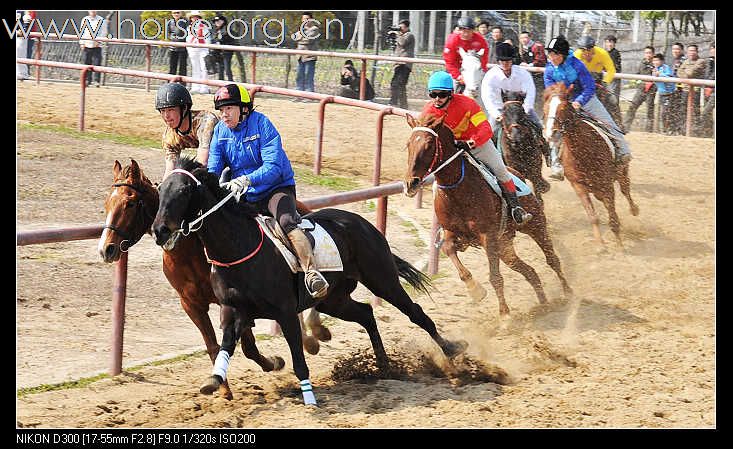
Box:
[255, 216, 344, 274]
[581, 119, 616, 159]
[464, 153, 533, 198]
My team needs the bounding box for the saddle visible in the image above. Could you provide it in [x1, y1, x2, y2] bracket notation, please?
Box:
[575, 110, 624, 161]
[255, 215, 344, 274]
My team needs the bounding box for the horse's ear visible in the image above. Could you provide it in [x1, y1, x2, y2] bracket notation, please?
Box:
[406, 113, 418, 129]
[113, 160, 122, 178]
[129, 159, 140, 180]
[501, 89, 508, 102]
[477, 48, 485, 57]
[432, 114, 445, 129]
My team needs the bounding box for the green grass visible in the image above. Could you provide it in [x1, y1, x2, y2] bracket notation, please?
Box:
[399, 220, 426, 248]
[292, 165, 360, 191]
[17, 350, 208, 398]
[19, 123, 161, 150]
[255, 333, 275, 341]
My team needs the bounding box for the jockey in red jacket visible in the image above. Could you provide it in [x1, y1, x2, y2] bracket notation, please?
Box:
[420, 71, 532, 225]
[443, 17, 489, 92]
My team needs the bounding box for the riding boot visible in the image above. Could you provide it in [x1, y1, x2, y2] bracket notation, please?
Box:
[548, 142, 564, 181]
[500, 179, 532, 225]
[287, 228, 329, 299]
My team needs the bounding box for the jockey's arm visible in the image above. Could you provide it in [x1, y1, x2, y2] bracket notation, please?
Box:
[442, 38, 462, 79]
[520, 69, 537, 113]
[480, 72, 503, 121]
[465, 102, 493, 146]
[242, 117, 284, 187]
[195, 112, 218, 168]
[572, 58, 597, 106]
[478, 38, 490, 71]
[598, 48, 616, 85]
[206, 124, 226, 176]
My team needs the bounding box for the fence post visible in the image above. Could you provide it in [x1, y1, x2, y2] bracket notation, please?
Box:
[34, 39, 41, 85]
[79, 68, 88, 131]
[314, 96, 334, 175]
[374, 108, 392, 235]
[415, 188, 423, 209]
[110, 251, 128, 376]
[686, 87, 694, 137]
[145, 44, 151, 92]
[251, 53, 257, 84]
[428, 210, 440, 275]
[360, 59, 367, 101]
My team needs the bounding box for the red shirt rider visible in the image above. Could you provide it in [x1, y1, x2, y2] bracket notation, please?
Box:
[443, 31, 490, 82]
[421, 93, 493, 146]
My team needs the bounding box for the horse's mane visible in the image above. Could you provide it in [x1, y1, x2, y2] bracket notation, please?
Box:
[174, 155, 259, 218]
[502, 90, 526, 103]
[543, 82, 568, 103]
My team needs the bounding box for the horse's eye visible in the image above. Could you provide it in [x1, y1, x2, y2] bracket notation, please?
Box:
[125, 200, 137, 209]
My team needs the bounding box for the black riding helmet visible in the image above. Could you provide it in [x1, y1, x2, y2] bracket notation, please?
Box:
[546, 35, 570, 56]
[457, 17, 475, 30]
[156, 82, 193, 132]
[214, 84, 253, 124]
[577, 35, 596, 50]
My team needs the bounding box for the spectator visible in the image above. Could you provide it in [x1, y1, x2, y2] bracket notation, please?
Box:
[389, 19, 415, 109]
[24, 10, 37, 59]
[668, 42, 687, 135]
[79, 10, 107, 87]
[700, 43, 715, 138]
[650, 53, 675, 134]
[603, 35, 622, 100]
[212, 14, 235, 81]
[476, 20, 491, 45]
[518, 30, 546, 117]
[292, 12, 319, 100]
[225, 16, 247, 82]
[676, 44, 707, 136]
[443, 17, 488, 94]
[186, 10, 211, 94]
[337, 60, 374, 100]
[624, 45, 656, 133]
[16, 11, 30, 80]
[167, 11, 188, 86]
[487, 26, 504, 64]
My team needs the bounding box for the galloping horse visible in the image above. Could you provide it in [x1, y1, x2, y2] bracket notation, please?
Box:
[543, 83, 639, 248]
[498, 90, 551, 202]
[403, 114, 572, 317]
[97, 159, 330, 399]
[457, 47, 485, 100]
[152, 157, 467, 405]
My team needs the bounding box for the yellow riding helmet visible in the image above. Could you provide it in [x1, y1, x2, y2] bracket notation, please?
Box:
[214, 84, 251, 110]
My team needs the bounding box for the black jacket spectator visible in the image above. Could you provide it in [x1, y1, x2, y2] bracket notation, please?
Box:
[338, 60, 375, 100]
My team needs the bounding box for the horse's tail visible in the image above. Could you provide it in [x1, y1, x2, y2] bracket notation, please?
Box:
[393, 253, 433, 298]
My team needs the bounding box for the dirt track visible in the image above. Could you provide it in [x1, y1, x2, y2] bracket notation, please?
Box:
[16, 81, 715, 428]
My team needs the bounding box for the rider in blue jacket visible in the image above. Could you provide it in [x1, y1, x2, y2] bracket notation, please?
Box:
[208, 84, 329, 299]
[543, 35, 632, 180]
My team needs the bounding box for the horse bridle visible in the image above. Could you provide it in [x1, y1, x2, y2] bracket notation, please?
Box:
[501, 100, 527, 133]
[104, 182, 155, 252]
[410, 127, 465, 182]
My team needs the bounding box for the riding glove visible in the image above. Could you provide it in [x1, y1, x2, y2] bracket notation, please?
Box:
[222, 175, 250, 201]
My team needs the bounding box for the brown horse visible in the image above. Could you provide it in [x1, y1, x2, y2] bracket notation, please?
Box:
[403, 114, 572, 316]
[498, 90, 551, 203]
[97, 160, 330, 399]
[542, 83, 639, 248]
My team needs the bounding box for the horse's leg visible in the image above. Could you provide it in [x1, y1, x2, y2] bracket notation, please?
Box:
[306, 308, 332, 342]
[240, 325, 285, 372]
[443, 230, 487, 302]
[299, 312, 320, 355]
[617, 164, 639, 216]
[596, 189, 623, 248]
[520, 214, 573, 297]
[200, 309, 239, 396]
[570, 181, 605, 246]
[178, 298, 233, 400]
[497, 237, 548, 304]
[278, 312, 316, 406]
[480, 232, 510, 316]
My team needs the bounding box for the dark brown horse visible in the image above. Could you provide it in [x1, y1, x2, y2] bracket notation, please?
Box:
[97, 160, 330, 399]
[403, 114, 572, 317]
[542, 83, 639, 248]
[498, 90, 551, 203]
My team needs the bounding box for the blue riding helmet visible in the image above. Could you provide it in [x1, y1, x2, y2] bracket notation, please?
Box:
[428, 71, 454, 91]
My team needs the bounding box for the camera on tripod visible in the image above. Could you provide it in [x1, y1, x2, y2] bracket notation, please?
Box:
[385, 25, 400, 50]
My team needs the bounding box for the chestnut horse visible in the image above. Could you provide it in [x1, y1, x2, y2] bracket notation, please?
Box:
[403, 114, 572, 317]
[543, 83, 639, 248]
[498, 90, 551, 203]
[97, 160, 330, 399]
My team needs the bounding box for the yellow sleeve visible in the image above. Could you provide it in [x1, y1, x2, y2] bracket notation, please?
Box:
[598, 48, 616, 84]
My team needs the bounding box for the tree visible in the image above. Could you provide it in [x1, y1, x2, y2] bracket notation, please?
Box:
[642, 11, 666, 47]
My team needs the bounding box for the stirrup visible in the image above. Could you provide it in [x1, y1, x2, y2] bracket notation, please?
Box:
[616, 153, 632, 164]
[511, 207, 533, 225]
[305, 270, 329, 299]
[549, 166, 564, 181]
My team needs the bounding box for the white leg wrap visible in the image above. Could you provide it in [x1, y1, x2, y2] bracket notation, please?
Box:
[212, 350, 231, 381]
[300, 379, 317, 405]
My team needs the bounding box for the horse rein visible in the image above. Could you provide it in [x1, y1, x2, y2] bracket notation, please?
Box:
[410, 127, 465, 184]
[105, 182, 155, 252]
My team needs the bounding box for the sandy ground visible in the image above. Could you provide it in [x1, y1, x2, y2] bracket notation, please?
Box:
[16, 81, 715, 428]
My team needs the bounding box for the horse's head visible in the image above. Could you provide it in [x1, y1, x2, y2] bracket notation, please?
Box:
[458, 47, 484, 98]
[543, 83, 573, 140]
[98, 159, 158, 263]
[152, 156, 209, 250]
[403, 113, 451, 197]
[500, 90, 529, 144]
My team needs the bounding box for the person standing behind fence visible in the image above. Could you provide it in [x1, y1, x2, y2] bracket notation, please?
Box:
[16, 11, 30, 81]
[518, 31, 546, 116]
[603, 35, 622, 100]
[650, 53, 675, 135]
[623, 45, 656, 133]
[668, 42, 687, 135]
[167, 11, 188, 86]
[293, 12, 319, 98]
[389, 19, 415, 109]
[487, 26, 504, 65]
[677, 44, 706, 136]
[700, 43, 715, 138]
[24, 10, 37, 59]
[338, 59, 375, 100]
[186, 10, 211, 94]
[212, 15, 235, 82]
[79, 10, 107, 88]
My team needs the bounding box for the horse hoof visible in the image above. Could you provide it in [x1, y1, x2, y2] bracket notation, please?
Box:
[303, 336, 320, 355]
[200, 375, 222, 395]
[270, 356, 285, 371]
[467, 283, 487, 303]
[631, 205, 640, 216]
[444, 339, 468, 359]
[311, 325, 332, 342]
[219, 388, 233, 401]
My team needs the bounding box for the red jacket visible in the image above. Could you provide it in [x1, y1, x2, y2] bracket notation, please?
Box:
[421, 94, 493, 146]
[443, 32, 489, 79]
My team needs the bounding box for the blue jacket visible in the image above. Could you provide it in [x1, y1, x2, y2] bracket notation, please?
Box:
[544, 53, 596, 105]
[653, 64, 676, 94]
[208, 111, 296, 202]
